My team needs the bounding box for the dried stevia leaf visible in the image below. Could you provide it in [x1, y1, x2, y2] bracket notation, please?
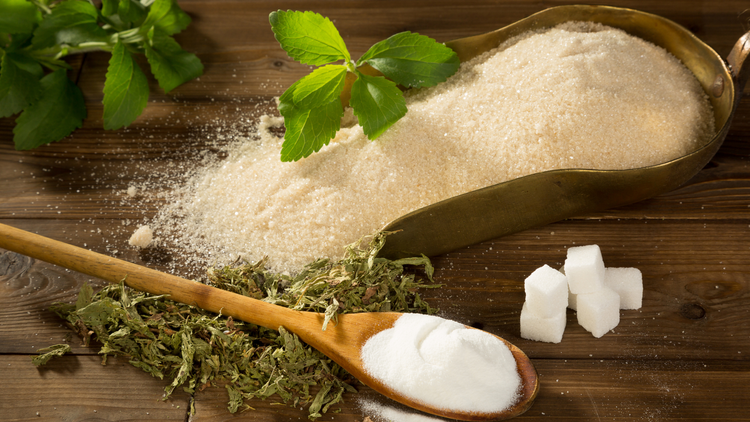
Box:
[38, 231, 440, 419]
[75, 282, 94, 310]
[31, 344, 71, 366]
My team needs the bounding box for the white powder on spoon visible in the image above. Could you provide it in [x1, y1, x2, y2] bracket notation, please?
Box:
[360, 313, 521, 414]
[146, 22, 714, 273]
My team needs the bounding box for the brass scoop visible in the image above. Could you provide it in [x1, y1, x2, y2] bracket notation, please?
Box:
[378, 5, 750, 260]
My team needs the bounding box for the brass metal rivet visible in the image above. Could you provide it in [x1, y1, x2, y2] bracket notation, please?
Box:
[711, 75, 724, 97]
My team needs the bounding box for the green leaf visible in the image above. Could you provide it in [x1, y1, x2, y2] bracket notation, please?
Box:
[111, 0, 147, 26]
[277, 77, 301, 117]
[101, 0, 118, 16]
[269, 10, 350, 66]
[358, 31, 459, 88]
[32, 0, 110, 49]
[0, 51, 43, 117]
[291, 64, 346, 109]
[349, 72, 406, 139]
[0, 0, 42, 35]
[2, 31, 32, 51]
[270, 11, 462, 160]
[144, 30, 203, 92]
[13, 68, 86, 150]
[101, 0, 147, 20]
[103, 40, 149, 130]
[279, 94, 343, 162]
[141, 0, 191, 36]
[280, 100, 344, 161]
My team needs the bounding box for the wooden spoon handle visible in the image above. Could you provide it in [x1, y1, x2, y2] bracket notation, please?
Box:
[0, 222, 299, 330]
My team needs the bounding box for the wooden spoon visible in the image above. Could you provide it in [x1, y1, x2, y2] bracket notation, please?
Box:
[0, 222, 538, 421]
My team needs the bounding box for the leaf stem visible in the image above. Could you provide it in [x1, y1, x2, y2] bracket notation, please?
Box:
[345, 60, 357, 73]
[63, 42, 114, 55]
[117, 28, 146, 45]
[27, 41, 113, 71]
[30, 0, 52, 14]
[98, 14, 123, 32]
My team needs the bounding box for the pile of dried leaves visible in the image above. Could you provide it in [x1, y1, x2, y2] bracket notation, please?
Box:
[35, 232, 441, 419]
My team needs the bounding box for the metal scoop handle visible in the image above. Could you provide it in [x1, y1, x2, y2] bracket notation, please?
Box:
[728, 31, 749, 99]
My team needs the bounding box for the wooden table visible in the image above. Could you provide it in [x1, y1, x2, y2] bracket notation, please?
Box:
[2, 0, 749, 420]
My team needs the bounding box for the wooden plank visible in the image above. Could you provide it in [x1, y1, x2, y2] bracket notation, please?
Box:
[2, 0, 749, 223]
[1, 146, 750, 221]
[0, 103, 270, 221]
[2, 0, 749, 135]
[428, 219, 750, 361]
[525, 359, 750, 421]
[0, 247, 111, 355]
[187, 359, 750, 421]
[1, 354, 745, 421]
[1, 354, 744, 421]
[71, 0, 750, 100]
[2, 217, 747, 358]
[0, 355, 189, 421]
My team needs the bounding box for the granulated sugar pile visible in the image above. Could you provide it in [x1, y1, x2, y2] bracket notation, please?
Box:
[145, 22, 715, 273]
[360, 313, 521, 413]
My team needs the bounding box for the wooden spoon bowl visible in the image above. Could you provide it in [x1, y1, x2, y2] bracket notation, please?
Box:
[0, 222, 539, 420]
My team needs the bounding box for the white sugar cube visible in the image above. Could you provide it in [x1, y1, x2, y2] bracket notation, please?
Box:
[524, 265, 568, 318]
[559, 266, 578, 310]
[576, 287, 620, 338]
[605, 267, 643, 310]
[567, 285, 579, 311]
[565, 244, 605, 294]
[520, 302, 566, 343]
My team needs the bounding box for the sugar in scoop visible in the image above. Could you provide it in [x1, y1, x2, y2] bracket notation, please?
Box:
[360, 313, 521, 414]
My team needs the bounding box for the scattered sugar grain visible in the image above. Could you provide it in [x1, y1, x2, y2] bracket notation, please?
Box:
[360, 313, 521, 413]
[358, 398, 443, 422]
[128, 225, 153, 248]
[147, 22, 713, 273]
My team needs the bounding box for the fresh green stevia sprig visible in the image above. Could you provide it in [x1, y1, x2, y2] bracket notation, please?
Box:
[0, 0, 203, 150]
[269, 10, 460, 162]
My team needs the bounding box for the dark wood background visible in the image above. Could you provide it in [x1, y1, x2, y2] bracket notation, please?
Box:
[1, 0, 749, 421]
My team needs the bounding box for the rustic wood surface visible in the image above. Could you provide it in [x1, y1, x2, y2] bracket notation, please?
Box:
[1, 0, 749, 421]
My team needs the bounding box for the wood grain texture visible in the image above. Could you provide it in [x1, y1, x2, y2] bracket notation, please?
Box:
[1, 145, 749, 221]
[187, 359, 750, 422]
[0, 355, 190, 421]
[0, 249, 105, 354]
[1, 0, 749, 421]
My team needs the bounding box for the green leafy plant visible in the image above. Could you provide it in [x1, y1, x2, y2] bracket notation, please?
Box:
[269, 10, 460, 162]
[0, 0, 203, 150]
